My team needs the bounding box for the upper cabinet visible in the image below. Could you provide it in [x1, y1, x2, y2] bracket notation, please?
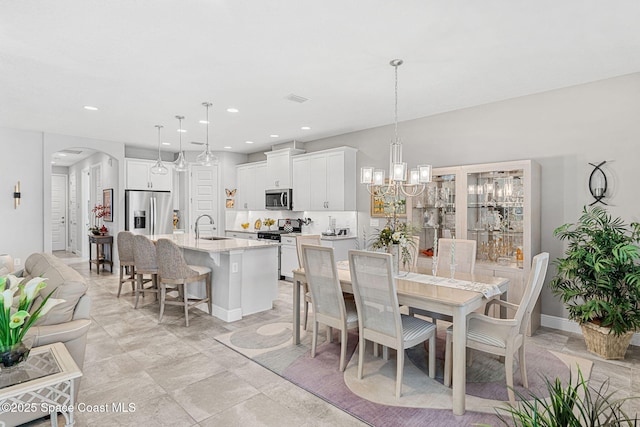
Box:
[236, 161, 267, 210]
[265, 148, 305, 189]
[126, 159, 173, 191]
[293, 147, 357, 211]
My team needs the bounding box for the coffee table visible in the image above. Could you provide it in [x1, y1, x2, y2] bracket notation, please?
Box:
[0, 342, 82, 427]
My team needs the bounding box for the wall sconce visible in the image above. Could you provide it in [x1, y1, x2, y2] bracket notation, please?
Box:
[14, 181, 21, 209]
[588, 161, 608, 206]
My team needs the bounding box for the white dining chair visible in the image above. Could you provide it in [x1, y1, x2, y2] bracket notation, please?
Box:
[296, 235, 322, 331]
[302, 244, 358, 371]
[443, 252, 549, 403]
[349, 249, 436, 399]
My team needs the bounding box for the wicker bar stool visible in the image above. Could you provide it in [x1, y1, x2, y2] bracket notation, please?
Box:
[117, 231, 136, 297]
[156, 238, 212, 327]
[132, 235, 160, 308]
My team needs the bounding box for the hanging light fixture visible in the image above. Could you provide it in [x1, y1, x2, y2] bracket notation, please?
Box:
[361, 59, 431, 197]
[196, 101, 218, 166]
[174, 115, 188, 172]
[150, 124, 168, 175]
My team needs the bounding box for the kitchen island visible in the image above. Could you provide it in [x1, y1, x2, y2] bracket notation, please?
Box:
[152, 233, 280, 322]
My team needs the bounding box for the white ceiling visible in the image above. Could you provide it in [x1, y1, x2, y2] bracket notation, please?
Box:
[2, 1, 640, 154]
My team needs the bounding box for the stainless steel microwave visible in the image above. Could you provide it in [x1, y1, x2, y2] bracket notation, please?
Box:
[265, 188, 293, 210]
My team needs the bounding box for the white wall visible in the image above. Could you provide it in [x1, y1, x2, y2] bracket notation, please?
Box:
[0, 128, 44, 266]
[302, 72, 640, 318]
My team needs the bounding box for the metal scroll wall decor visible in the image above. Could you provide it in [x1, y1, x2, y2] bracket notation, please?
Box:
[588, 161, 608, 206]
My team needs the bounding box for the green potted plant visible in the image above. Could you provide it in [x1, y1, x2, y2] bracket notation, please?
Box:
[550, 206, 640, 359]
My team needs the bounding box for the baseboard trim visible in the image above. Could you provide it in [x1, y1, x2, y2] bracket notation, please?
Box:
[541, 314, 640, 346]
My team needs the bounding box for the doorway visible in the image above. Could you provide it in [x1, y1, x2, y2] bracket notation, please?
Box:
[51, 174, 68, 251]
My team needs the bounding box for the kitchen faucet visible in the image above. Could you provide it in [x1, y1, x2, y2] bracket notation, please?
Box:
[195, 214, 215, 240]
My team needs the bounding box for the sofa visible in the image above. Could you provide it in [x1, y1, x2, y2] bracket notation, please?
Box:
[2, 253, 91, 427]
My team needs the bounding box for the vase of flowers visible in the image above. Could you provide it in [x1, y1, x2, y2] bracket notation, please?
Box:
[0, 274, 65, 369]
[90, 204, 109, 235]
[370, 220, 418, 274]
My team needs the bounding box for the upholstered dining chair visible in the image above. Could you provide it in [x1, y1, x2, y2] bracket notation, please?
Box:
[349, 249, 436, 399]
[296, 234, 322, 331]
[132, 234, 160, 308]
[411, 238, 478, 324]
[156, 238, 212, 327]
[434, 238, 477, 274]
[443, 252, 549, 402]
[302, 244, 358, 371]
[117, 231, 136, 297]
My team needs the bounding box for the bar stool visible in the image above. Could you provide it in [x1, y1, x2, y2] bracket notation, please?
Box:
[132, 235, 160, 308]
[156, 238, 212, 327]
[117, 231, 136, 297]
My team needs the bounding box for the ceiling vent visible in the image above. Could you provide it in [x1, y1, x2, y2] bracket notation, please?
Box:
[284, 94, 309, 103]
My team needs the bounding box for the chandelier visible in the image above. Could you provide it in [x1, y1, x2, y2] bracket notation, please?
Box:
[174, 115, 188, 172]
[150, 124, 168, 175]
[196, 101, 218, 166]
[360, 59, 431, 197]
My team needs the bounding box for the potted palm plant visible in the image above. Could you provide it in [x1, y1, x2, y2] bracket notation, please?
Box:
[550, 206, 640, 359]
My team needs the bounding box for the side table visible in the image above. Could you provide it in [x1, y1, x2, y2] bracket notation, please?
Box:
[88, 234, 113, 274]
[0, 342, 82, 427]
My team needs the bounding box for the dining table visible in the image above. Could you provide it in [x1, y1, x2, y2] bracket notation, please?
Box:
[292, 264, 509, 416]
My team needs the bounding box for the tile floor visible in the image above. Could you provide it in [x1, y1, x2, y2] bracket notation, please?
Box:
[21, 251, 640, 426]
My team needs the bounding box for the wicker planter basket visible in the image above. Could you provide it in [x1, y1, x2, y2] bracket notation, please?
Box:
[580, 321, 635, 360]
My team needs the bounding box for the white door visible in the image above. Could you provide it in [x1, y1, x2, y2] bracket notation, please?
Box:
[69, 171, 78, 253]
[51, 174, 68, 251]
[81, 168, 90, 258]
[189, 165, 219, 235]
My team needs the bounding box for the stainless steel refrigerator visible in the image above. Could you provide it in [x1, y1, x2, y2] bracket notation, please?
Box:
[125, 190, 173, 236]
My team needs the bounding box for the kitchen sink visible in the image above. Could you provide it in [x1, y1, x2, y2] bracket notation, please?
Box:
[199, 236, 230, 241]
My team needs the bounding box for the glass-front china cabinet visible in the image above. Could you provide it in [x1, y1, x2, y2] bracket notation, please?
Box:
[411, 159, 541, 333]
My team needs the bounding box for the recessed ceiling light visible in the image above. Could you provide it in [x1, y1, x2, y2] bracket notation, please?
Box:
[177, 129, 187, 133]
[245, 141, 254, 144]
[226, 108, 239, 113]
[162, 142, 171, 146]
[270, 134, 279, 138]
[199, 120, 209, 124]
[224, 146, 232, 149]
[57, 152, 68, 157]
[301, 126, 311, 130]
[83, 105, 98, 111]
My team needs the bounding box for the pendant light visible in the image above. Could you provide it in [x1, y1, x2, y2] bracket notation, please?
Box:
[360, 59, 431, 197]
[196, 101, 218, 166]
[150, 124, 168, 175]
[174, 115, 188, 172]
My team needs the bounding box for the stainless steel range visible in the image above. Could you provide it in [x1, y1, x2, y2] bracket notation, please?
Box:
[257, 219, 302, 279]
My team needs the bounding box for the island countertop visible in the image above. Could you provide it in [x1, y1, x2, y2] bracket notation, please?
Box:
[151, 233, 280, 254]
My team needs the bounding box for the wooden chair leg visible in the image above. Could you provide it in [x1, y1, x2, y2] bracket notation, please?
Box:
[206, 273, 213, 316]
[311, 317, 318, 358]
[303, 300, 309, 331]
[339, 328, 348, 372]
[182, 283, 189, 327]
[159, 283, 166, 323]
[118, 266, 124, 297]
[357, 335, 365, 380]
[505, 352, 516, 403]
[428, 336, 436, 379]
[134, 274, 142, 308]
[519, 344, 528, 388]
[396, 347, 404, 399]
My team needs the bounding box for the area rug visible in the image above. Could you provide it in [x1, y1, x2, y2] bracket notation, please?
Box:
[215, 318, 592, 426]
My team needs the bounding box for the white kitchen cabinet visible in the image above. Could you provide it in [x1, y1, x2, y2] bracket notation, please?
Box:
[265, 148, 305, 190]
[293, 147, 357, 211]
[292, 156, 310, 211]
[126, 159, 173, 191]
[280, 235, 298, 280]
[236, 161, 267, 210]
